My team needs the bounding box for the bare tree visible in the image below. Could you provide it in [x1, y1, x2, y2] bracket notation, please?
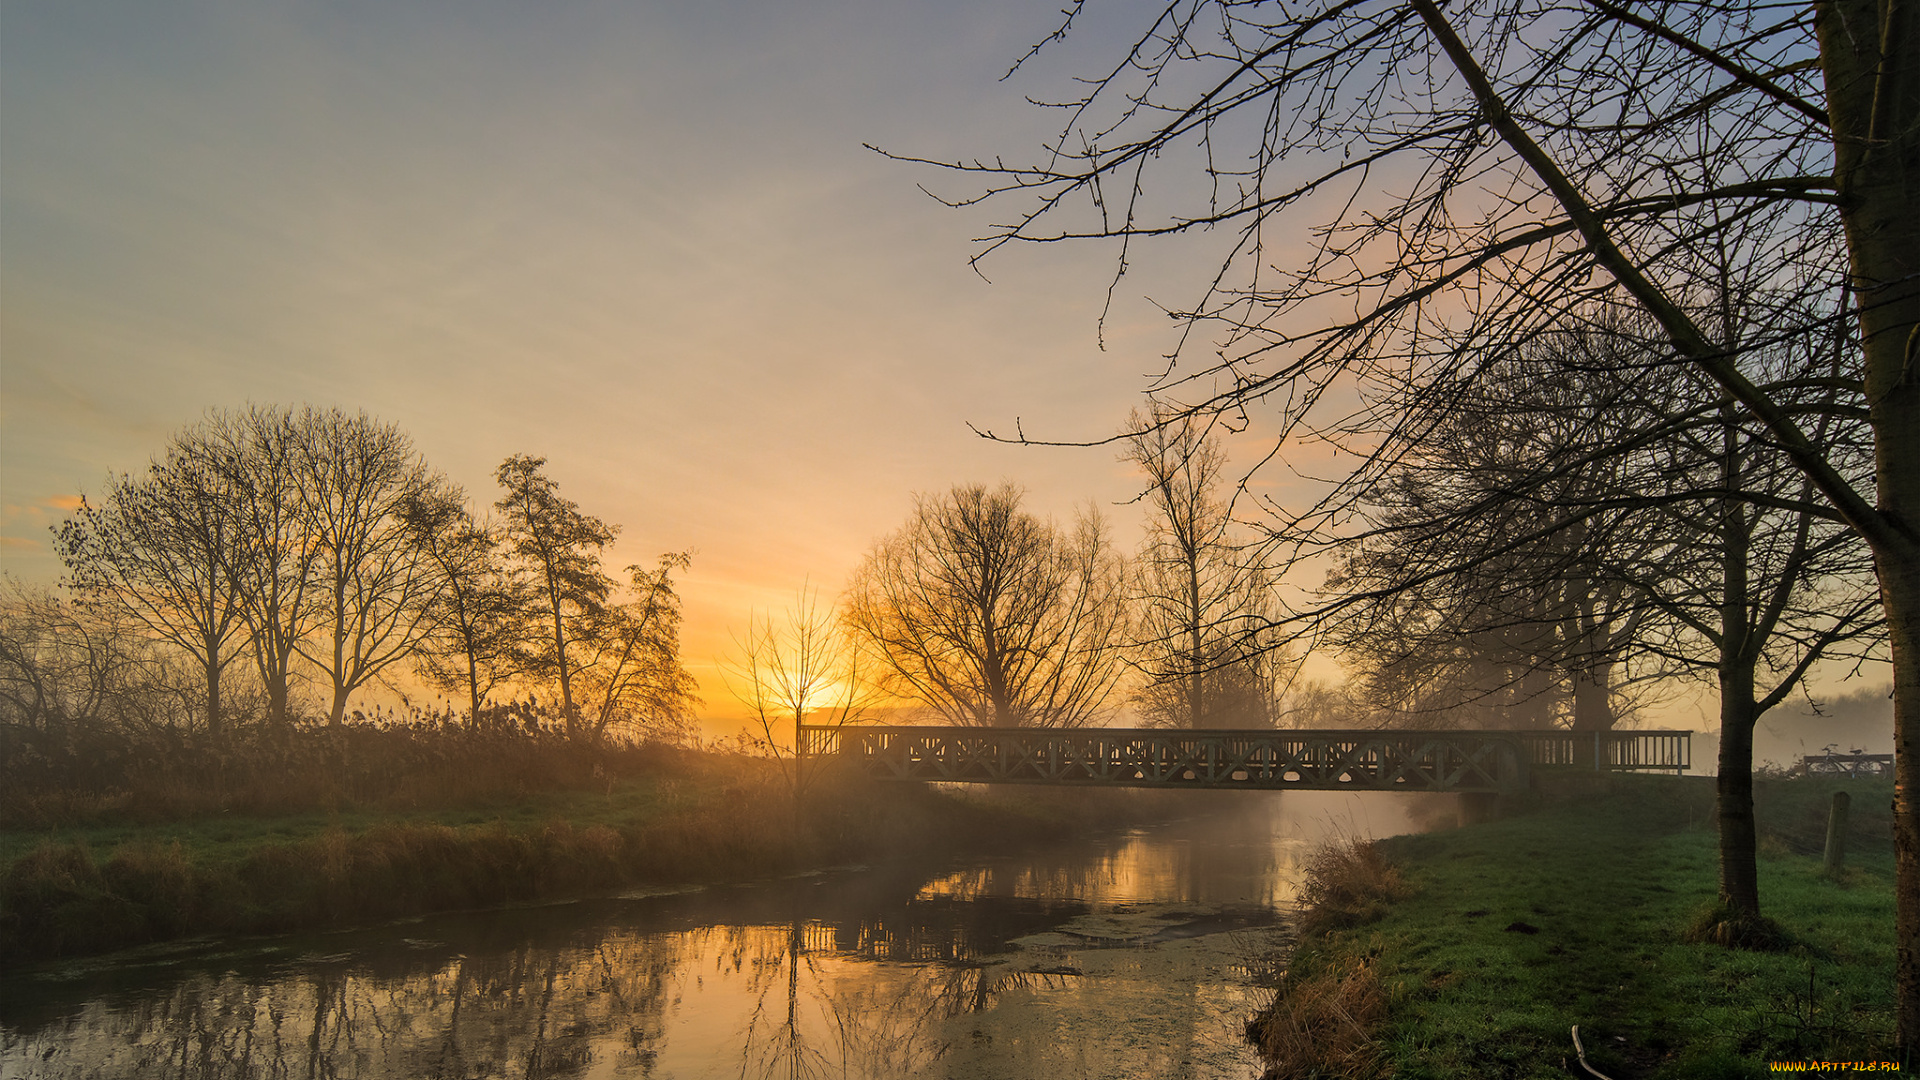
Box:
[56, 406, 476, 731]
[293, 408, 454, 726]
[1123, 407, 1284, 727]
[494, 454, 618, 740]
[1326, 349, 1659, 732]
[402, 489, 528, 727]
[1627, 348, 1880, 922]
[1273, 678, 1370, 728]
[573, 553, 700, 746]
[203, 407, 324, 726]
[0, 577, 183, 739]
[844, 483, 1128, 728]
[724, 582, 884, 793]
[54, 427, 251, 735]
[1328, 317, 1879, 918]
[904, 0, 1920, 1041]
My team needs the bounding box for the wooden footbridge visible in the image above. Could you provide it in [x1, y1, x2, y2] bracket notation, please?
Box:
[798, 725, 1690, 795]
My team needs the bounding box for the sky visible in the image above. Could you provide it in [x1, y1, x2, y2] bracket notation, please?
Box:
[1, 0, 1288, 731]
[2, 1, 1884, 748]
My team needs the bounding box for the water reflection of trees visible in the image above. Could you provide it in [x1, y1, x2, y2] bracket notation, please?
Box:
[13, 936, 685, 1079]
[7, 811, 1299, 1080]
[11, 900, 1089, 1079]
[729, 918, 1078, 1080]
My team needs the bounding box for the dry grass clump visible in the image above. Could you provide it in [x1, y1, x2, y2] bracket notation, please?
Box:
[1238, 838, 1405, 1075]
[1246, 959, 1386, 1079]
[1296, 837, 1410, 937]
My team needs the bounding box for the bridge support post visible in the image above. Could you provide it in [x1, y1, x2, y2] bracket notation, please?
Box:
[1487, 737, 1528, 798]
[1459, 739, 1530, 825]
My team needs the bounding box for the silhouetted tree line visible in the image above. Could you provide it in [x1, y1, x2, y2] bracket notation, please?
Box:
[1, 406, 695, 800]
[764, 378, 1864, 741]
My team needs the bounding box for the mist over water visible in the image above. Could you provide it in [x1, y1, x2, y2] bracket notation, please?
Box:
[1, 791, 1441, 1079]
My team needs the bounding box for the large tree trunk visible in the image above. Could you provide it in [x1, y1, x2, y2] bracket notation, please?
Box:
[263, 644, 292, 726]
[1188, 546, 1205, 728]
[1816, 0, 1920, 1053]
[550, 596, 576, 740]
[1565, 567, 1618, 734]
[1715, 399, 1762, 917]
[1888, 561, 1920, 1058]
[1570, 658, 1614, 732]
[328, 595, 349, 727]
[1716, 675, 1762, 917]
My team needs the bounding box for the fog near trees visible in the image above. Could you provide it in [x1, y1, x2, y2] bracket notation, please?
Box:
[1122, 408, 1287, 729]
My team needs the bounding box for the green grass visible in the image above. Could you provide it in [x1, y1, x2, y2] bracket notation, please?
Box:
[1269, 773, 1906, 1079]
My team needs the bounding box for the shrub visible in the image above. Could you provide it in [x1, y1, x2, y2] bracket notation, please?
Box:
[1296, 836, 1411, 936]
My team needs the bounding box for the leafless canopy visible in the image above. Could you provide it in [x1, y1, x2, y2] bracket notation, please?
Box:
[1123, 406, 1286, 727]
[723, 583, 883, 793]
[888, 0, 1855, 564]
[844, 483, 1129, 728]
[1329, 317, 1878, 734]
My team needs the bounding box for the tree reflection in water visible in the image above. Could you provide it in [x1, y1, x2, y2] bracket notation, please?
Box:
[6, 794, 1355, 1079]
[2, 937, 664, 1077]
[733, 916, 1083, 1080]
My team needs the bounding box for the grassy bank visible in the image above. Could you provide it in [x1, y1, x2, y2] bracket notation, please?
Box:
[0, 750, 1163, 965]
[1252, 773, 1906, 1079]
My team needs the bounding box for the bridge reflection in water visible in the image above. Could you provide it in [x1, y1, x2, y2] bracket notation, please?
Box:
[801, 726, 1691, 794]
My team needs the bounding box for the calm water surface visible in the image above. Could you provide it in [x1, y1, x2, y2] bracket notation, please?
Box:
[0, 791, 1426, 1079]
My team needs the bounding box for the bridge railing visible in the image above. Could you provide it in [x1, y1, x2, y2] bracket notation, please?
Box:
[800, 725, 1536, 792]
[798, 724, 1691, 790]
[1507, 729, 1691, 773]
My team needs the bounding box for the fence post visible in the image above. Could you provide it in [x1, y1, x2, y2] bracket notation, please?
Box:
[1823, 790, 1851, 876]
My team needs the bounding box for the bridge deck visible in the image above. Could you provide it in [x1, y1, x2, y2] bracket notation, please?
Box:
[800, 725, 1690, 793]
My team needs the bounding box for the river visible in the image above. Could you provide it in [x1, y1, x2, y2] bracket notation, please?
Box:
[0, 790, 1433, 1079]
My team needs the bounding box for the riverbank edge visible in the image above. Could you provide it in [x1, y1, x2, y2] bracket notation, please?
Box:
[0, 754, 1171, 966]
[1250, 772, 1906, 1079]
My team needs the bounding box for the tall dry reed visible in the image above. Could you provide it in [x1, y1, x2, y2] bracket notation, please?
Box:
[0, 702, 676, 828]
[1247, 959, 1386, 1079]
[1295, 836, 1410, 937]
